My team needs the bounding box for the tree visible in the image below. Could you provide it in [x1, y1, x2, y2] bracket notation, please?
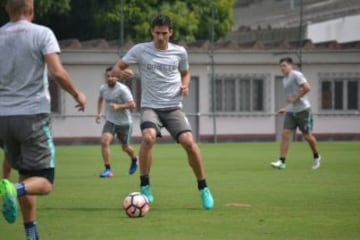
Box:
[1, 0, 235, 43]
[94, 0, 236, 42]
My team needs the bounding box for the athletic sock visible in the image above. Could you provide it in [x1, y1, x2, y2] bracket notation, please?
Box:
[131, 157, 137, 162]
[15, 182, 26, 197]
[105, 164, 111, 170]
[197, 179, 207, 190]
[280, 157, 286, 164]
[140, 175, 150, 187]
[314, 152, 319, 159]
[24, 221, 39, 240]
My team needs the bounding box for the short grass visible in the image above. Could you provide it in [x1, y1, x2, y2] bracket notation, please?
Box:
[1, 141, 360, 240]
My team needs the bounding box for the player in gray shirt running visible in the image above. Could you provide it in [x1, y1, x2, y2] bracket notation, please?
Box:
[112, 14, 214, 209]
[271, 57, 321, 170]
[0, 1, 86, 239]
[96, 67, 138, 178]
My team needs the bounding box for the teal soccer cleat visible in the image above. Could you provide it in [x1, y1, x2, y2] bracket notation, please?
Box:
[200, 187, 214, 209]
[140, 185, 154, 203]
[0, 179, 19, 224]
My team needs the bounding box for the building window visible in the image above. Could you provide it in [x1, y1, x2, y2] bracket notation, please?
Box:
[320, 73, 360, 112]
[212, 74, 268, 113]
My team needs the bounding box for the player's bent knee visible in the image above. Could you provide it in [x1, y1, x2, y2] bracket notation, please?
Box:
[19, 168, 55, 184]
[142, 134, 156, 146]
[281, 130, 292, 139]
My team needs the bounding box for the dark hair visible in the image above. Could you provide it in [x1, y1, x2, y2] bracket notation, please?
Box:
[105, 66, 113, 72]
[151, 14, 172, 29]
[279, 57, 293, 64]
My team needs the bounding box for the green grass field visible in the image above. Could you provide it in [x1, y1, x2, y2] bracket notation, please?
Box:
[2, 141, 360, 240]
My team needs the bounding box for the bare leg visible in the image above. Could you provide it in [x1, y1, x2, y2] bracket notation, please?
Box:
[18, 175, 52, 223]
[280, 129, 292, 158]
[100, 133, 113, 166]
[3, 158, 12, 179]
[303, 132, 319, 154]
[139, 128, 156, 176]
[121, 144, 137, 159]
[178, 132, 205, 180]
[178, 132, 214, 209]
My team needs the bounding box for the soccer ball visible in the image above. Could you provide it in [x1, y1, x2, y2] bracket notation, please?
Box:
[122, 192, 150, 218]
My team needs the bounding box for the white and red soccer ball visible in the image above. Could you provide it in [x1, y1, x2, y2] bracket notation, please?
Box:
[122, 192, 150, 218]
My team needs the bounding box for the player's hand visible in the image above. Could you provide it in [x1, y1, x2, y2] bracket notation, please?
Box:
[120, 68, 134, 79]
[277, 108, 286, 115]
[180, 85, 189, 96]
[74, 91, 86, 112]
[110, 103, 119, 110]
[95, 115, 101, 124]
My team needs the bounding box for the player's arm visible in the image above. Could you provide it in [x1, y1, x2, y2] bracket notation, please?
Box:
[111, 59, 134, 79]
[45, 53, 86, 111]
[96, 96, 104, 124]
[287, 81, 311, 103]
[110, 100, 136, 110]
[180, 69, 190, 96]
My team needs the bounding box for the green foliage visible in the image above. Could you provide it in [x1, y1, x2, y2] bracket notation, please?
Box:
[94, 0, 236, 42]
[34, 0, 71, 17]
[0, 0, 235, 42]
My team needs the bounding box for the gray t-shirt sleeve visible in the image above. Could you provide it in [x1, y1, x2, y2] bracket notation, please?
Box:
[99, 85, 105, 98]
[40, 27, 60, 55]
[178, 48, 189, 72]
[120, 85, 134, 102]
[122, 44, 141, 65]
[294, 71, 307, 85]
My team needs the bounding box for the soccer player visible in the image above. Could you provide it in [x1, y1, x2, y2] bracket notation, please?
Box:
[0, 1, 86, 240]
[271, 57, 321, 170]
[96, 67, 138, 177]
[111, 14, 214, 209]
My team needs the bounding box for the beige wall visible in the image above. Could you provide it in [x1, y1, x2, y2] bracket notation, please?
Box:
[52, 48, 360, 142]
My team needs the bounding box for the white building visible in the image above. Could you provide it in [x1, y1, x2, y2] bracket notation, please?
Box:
[51, 39, 360, 144]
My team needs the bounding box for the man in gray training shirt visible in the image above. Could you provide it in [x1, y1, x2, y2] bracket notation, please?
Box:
[271, 57, 321, 170]
[112, 14, 214, 209]
[96, 67, 138, 178]
[0, 1, 86, 239]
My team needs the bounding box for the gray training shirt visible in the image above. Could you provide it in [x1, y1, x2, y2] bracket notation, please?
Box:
[0, 20, 60, 115]
[283, 70, 311, 113]
[99, 82, 134, 126]
[122, 42, 189, 109]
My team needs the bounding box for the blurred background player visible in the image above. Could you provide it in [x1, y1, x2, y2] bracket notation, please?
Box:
[111, 14, 214, 209]
[95, 67, 138, 178]
[0, 1, 86, 240]
[271, 57, 321, 170]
